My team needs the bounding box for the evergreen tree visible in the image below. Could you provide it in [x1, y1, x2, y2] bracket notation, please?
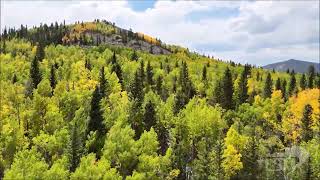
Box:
[143, 100, 156, 131]
[84, 59, 92, 71]
[99, 67, 108, 97]
[237, 70, 248, 105]
[130, 71, 144, 105]
[131, 50, 138, 61]
[202, 65, 207, 81]
[173, 90, 187, 115]
[308, 65, 315, 89]
[288, 71, 296, 96]
[68, 122, 83, 172]
[155, 75, 163, 97]
[281, 79, 287, 101]
[155, 122, 169, 156]
[146, 61, 153, 86]
[30, 56, 42, 89]
[12, 74, 18, 84]
[263, 73, 272, 98]
[35, 42, 45, 62]
[221, 67, 233, 109]
[49, 65, 56, 94]
[110, 52, 123, 85]
[300, 74, 306, 90]
[139, 60, 145, 83]
[212, 80, 223, 105]
[301, 104, 313, 142]
[275, 78, 281, 90]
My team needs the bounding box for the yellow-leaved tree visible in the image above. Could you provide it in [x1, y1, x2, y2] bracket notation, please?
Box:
[282, 89, 320, 143]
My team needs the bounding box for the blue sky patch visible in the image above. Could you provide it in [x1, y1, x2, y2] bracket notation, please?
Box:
[128, 0, 157, 12]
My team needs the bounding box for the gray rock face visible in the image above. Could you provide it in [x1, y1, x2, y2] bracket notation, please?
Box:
[84, 31, 171, 55]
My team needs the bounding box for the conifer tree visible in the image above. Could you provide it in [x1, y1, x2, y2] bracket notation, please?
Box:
[300, 74, 306, 90]
[68, 122, 83, 172]
[88, 85, 104, 135]
[30, 56, 42, 89]
[99, 67, 108, 97]
[155, 75, 163, 97]
[202, 65, 207, 81]
[263, 73, 272, 98]
[131, 50, 138, 61]
[221, 67, 233, 109]
[84, 59, 92, 71]
[275, 78, 281, 90]
[139, 60, 145, 83]
[281, 79, 287, 101]
[155, 122, 169, 155]
[301, 104, 313, 142]
[212, 80, 223, 105]
[130, 71, 144, 105]
[146, 61, 153, 86]
[35, 42, 45, 62]
[173, 90, 187, 115]
[49, 65, 56, 94]
[288, 71, 296, 96]
[143, 100, 156, 131]
[308, 65, 315, 89]
[12, 74, 18, 84]
[237, 70, 248, 105]
[110, 52, 123, 85]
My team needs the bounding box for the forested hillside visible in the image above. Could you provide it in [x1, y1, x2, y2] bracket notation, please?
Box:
[1, 20, 320, 180]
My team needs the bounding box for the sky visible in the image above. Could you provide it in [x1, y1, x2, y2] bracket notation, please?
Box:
[1, 0, 319, 66]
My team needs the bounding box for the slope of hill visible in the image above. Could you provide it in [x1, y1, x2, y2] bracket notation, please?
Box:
[263, 59, 320, 73]
[1, 20, 320, 180]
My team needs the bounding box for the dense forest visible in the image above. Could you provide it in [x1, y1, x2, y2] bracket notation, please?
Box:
[0, 20, 320, 180]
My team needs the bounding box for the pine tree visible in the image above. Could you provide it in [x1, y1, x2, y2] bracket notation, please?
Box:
[221, 67, 233, 109]
[202, 65, 207, 81]
[308, 65, 315, 89]
[68, 122, 83, 172]
[139, 60, 145, 83]
[237, 70, 248, 105]
[173, 90, 187, 115]
[300, 74, 306, 90]
[212, 80, 223, 105]
[110, 52, 123, 85]
[301, 104, 313, 142]
[143, 100, 156, 131]
[155, 122, 169, 155]
[146, 61, 153, 86]
[130, 71, 144, 105]
[30, 56, 42, 89]
[35, 42, 45, 62]
[99, 67, 108, 97]
[281, 79, 287, 101]
[88, 85, 105, 137]
[49, 65, 56, 94]
[131, 50, 138, 61]
[84, 59, 92, 71]
[263, 73, 272, 98]
[155, 75, 163, 97]
[288, 71, 296, 96]
[12, 74, 18, 84]
[275, 78, 281, 90]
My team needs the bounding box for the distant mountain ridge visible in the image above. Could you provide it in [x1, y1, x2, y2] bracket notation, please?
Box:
[263, 59, 320, 73]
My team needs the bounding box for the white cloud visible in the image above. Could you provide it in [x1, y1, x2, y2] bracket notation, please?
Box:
[1, 1, 319, 65]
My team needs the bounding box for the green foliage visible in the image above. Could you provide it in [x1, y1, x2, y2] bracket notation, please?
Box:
[1, 22, 319, 180]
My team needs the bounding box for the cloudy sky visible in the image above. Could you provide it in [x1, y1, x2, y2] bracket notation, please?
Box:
[1, 0, 319, 65]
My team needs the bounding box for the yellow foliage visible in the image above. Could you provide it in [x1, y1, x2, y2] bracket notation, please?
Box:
[282, 89, 320, 143]
[222, 145, 243, 178]
[137, 32, 160, 46]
